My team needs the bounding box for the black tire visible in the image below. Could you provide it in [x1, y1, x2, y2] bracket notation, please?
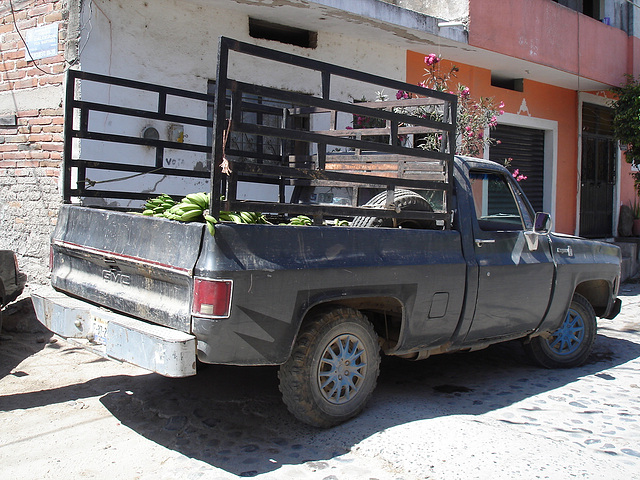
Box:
[278, 307, 381, 428]
[524, 293, 596, 368]
[351, 189, 435, 229]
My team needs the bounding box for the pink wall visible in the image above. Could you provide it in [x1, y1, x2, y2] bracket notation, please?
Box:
[468, 0, 633, 89]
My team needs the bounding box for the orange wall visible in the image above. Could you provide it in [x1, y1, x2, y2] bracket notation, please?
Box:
[407, 50, 579, 233]
[468, 0, 632, 88]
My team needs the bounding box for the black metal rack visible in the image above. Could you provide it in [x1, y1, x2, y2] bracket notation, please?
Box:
[211, 37, 456, 228]
[63, 37, 457, 228]
[62, 70, 213, 202]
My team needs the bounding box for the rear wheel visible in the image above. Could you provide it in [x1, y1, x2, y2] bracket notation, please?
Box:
[278, 307, 381, 428]
[524, 293, 596, 368]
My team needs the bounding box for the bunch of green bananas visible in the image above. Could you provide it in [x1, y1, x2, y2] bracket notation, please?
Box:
[142, 194, 176, 216]
[162, 192, 210, 222]
[218, 211, 266, 224]
[203, 210, 269, 236]
[286, 215, 313, 226]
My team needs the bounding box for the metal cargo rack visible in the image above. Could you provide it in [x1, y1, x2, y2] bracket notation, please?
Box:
[61, 37, 457, 228]
[62, 70, 214, 204]
[211, 37, 457, 228]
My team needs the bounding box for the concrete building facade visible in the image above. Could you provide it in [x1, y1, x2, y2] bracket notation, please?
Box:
[1, 0, 638, 283]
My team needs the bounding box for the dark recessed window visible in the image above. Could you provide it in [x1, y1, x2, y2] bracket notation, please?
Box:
[491, 76, 524, 92]
[552, 0, 602, 20]
[249, 18, 317, 49]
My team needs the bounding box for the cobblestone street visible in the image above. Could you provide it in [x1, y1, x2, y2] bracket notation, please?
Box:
[1, 281, 639, 480]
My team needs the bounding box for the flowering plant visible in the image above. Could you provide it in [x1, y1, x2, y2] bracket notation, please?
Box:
[348, 54, 522, 177]
[400, 54, 504, 157]
[504, 158, 527, 182]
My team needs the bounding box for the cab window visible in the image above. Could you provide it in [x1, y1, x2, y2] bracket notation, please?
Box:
[469, 171, 530, 231]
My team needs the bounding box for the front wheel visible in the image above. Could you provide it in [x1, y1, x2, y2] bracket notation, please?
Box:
[524, 293, 596, 368]
[278, 307, 381, 428]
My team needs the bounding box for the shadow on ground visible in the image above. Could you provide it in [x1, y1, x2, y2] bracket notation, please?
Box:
[2, 326, 638, 477]
[0, 296, 52, 378]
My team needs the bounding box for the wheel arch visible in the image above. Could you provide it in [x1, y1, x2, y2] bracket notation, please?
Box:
[293, 295, 405, 356]
[574, 279, 613, 317]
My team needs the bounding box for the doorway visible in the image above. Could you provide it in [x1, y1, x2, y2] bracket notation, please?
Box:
[579, 103, 616, 238]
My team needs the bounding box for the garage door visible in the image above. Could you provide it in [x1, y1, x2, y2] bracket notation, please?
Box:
[488, 125, 545, 213]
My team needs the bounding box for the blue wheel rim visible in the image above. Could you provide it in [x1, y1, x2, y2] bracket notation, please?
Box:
[545, 308, 585, 356]
[317, 333, 367, 405]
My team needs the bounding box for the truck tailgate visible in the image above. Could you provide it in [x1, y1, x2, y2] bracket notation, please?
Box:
[50, 205, 204, 332]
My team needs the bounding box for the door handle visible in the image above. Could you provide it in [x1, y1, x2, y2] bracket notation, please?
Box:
[475, 239, 496, 247]
[556, 246, 574, 256]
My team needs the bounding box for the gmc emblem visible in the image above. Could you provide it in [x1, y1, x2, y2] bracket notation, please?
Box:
[102, 269, 131, 286]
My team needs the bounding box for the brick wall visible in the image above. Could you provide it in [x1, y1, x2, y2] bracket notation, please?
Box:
[0, 0, 71, 285]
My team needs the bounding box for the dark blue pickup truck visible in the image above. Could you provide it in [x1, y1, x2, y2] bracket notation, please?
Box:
[31, 38, 621, 427]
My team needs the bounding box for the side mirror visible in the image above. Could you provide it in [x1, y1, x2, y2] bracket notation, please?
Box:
[534, 212, 552, 234]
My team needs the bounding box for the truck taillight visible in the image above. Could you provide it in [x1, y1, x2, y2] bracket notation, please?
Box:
[192, 278, 233, 318]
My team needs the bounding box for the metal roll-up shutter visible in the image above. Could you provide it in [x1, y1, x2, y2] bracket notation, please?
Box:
[488, 125, 545, 213]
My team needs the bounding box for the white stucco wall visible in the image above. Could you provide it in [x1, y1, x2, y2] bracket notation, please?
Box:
[379, 0, 469, 22]
[76, 0, 407, 204]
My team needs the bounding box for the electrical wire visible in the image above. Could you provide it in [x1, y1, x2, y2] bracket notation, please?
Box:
[8, 0, 49, 75]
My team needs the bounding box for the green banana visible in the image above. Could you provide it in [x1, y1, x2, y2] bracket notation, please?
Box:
[206, 218, 216, 236]
[228, 213, 244, 224]
[183, 192, 209, 209]
[239, 211, 254, 224]
[180, 209, 204, 221]
[176, 204, 202, 213]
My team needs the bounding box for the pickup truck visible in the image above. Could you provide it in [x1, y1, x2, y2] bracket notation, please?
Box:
[31, 38, 622, 427]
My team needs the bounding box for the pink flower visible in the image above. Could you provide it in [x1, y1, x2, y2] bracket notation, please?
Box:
[498, 101, 505, 109]
[424, 54, 440, 66]
[396, 90, 404, 100]
[461, 86, 470, 97]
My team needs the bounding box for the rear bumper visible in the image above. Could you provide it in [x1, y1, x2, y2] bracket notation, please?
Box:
[31, 286, 196, 377]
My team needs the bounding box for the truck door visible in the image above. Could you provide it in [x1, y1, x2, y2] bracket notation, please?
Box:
[463, 170, 554, 343]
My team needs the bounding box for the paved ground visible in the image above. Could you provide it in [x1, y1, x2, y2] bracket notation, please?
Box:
[1, 281, 640, 480]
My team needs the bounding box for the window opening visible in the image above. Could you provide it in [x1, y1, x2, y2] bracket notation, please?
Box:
[552, 0, 602, 20]
[249, 18, 317, 49]
[490, 76, 524, 92]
